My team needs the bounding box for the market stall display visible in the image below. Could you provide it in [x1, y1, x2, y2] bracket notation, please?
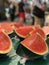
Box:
[0, 22, 49, 65]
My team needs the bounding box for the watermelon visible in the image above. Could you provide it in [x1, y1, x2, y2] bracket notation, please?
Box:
[16, 44, 41, 60]
[11, 22, 24, 28]
[21, 33, 48, 55]
[0, 22, 24, 34]
[30, 27, 46, 39]
[42, 26, 49, 36]
[0, 22, 13, 34]
[15, 26, 35, 38]
[0, 30, 12, 54]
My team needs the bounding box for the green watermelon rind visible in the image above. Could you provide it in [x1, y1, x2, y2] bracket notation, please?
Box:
[16, 44, 42, 60]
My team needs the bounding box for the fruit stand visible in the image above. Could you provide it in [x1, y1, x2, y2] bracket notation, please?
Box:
[0, 37, 49, 65]
[0, 38, 49, 65]
[0, 22, 49, 65]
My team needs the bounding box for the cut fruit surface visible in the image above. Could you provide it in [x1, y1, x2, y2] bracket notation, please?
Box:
[15, 26, 35, 38]
[21, 33, 48, 55]
[0, 30, 12, 54]
[0, 22, 13, 34]
[42, 26, 49, 36]
[30, 27, 46, 39]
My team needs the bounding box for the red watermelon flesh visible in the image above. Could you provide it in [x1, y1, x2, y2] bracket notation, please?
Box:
[15, 26, 35, 38]
[0, 22, 24, 34]
[42, 26, 49, 35]
[21, 33, 48, 55]
[30, 27, 46, 39]
[0, 30, 12, 54]
[11, 22, 24, 28]
[0, 22, 13, 34]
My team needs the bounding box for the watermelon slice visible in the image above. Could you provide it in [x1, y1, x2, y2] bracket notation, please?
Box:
[0, 22, 13, 34]
[15, 26, 35, 38]
[42, 26, 49, 36]
[21, 33, 48, 55]
[0, 22, 24, 34]
[30, 27, 46, 39]
[0, 30, 12, 54]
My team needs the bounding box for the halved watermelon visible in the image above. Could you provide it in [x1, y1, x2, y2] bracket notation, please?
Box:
[21, 33, 48, 55]
[0, 22, 13, 34]
[0, 22, 24, 34]
[15, 26, 35, 38]
[0, 30, 12, 54]
[16, 44, 41, 60]
[42, 26, 49, 36]
[30, 27, 46, 39]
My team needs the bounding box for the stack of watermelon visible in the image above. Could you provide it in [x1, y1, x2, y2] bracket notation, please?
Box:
[15, 25, 48, 56]
[0, 21, 49, 60]
[0, 22, 24, 54]
[0, 22, 24, 34]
